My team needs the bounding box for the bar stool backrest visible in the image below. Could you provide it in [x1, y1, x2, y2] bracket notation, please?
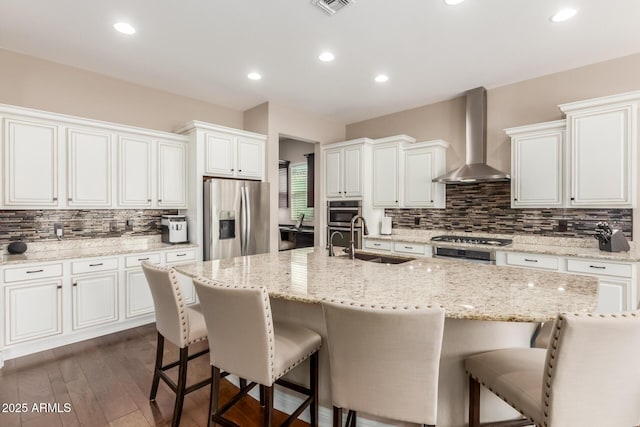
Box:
[141, 261, 189, 348]
[322, 301, 445, 426]
[193, 278, 276, 386]
[543, 311, 640, 426]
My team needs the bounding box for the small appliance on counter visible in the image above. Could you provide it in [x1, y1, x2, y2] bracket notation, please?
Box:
[380, 216, 392, 235]
[161, 215, 188, 244]
[594, 221, 629, 252]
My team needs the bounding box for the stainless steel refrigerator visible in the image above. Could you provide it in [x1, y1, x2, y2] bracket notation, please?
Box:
[203, 178, 270, 261]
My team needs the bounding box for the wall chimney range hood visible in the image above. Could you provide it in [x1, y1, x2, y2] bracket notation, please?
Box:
[433, 87, 510, 183]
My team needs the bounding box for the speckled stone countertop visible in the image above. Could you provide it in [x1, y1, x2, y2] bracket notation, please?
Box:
[1, 236, 198, 265]
[368, 229, 640, 262]
[174, 247, 598, 323]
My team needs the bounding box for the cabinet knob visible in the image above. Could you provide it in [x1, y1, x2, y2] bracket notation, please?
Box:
[395, 200, 398, 203]
[57, 285, 62, 290]
[231, 168, 234, 172]
[53, 197, 58, 202]
[239, 169, 242, 172]
[158, 199, 162, 203]
[147, 199, 152, 202]
[68, 198, 73, 201]
[570, 197, 575, 201]
[430, 200, 433, 203]
[514, 198, 518, 201]
[73, 282, 77, 287]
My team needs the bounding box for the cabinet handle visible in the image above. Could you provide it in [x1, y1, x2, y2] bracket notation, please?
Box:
[570, 197, 575, 201]
[68, 198, 73, 201]
[589, 265, 606, 269]
[89, 263, 103, 267]
[138, 257, 150, 261]
[176, 253, 187, 257]
[57, 285, 62, 290]
[373, 243, 381, 247]
[53, 197, 58, 202]
[524, 258, 538, 263]
[147, 199, 152, 202]
[26, 269, 44, 274]
[405, 246, 413, 249]
[158, 199, 162, 203]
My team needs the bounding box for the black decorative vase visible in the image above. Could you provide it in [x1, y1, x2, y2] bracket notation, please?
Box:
[7, 241, 27, 254]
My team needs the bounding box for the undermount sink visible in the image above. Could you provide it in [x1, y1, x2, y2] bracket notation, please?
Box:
[341, 252, 415, 265]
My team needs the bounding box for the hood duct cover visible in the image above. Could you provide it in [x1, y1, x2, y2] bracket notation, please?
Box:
[433, 87, 510, 183]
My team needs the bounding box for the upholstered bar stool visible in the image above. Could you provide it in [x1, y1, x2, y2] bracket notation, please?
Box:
[141, 261, 211, 427]
[192, 277, 321, 427]
[465, 311, 640, 427]
[322, 301, 446, 427]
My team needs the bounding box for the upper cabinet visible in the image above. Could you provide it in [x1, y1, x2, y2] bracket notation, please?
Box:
[506, 121, 565, 208]
[372, 141, 400, 207]
[324, 140, 367, 199]
[201, 126, 265, 180]
[0, 104, 189, 209]
[403, 141, 448, 208]
[3, 118, 59, 207]
[559, 92, 638, 208]
[507, 91, 640, 209]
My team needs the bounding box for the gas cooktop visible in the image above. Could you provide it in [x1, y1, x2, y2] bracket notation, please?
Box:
[430, 235, 513, 247]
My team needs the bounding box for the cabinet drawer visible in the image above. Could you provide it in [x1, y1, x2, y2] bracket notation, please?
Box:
[4, 263, 63, 283]
[393, 242, 426, 255]
[166, 249, 196, 264]
[125, 253, 161, 268]
[364, 239, 392, 251]
[71, 257, 119, 275]
[567, 259, 633, 278]
[506, 253, 559, 271]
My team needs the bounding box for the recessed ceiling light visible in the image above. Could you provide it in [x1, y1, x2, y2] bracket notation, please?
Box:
[247, 72, 262, 80]
[319, 52, 335, 62]
[444, 0, 465, 5]
[550, 8, 577, 23]
[374, 74, 389, 83]
[113, 22, 136, 35]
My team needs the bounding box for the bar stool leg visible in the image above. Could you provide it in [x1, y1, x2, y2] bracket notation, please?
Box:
[150, 332, 164, 400]
[345, 410, 356, 427]
[333, 406, 342, 427]
[171, 347, 189, 427]
[260, 385, 265, 407]
[263, 385, 274, 427]
[310, 352, 319, 427]
[468, 376, 481, 427]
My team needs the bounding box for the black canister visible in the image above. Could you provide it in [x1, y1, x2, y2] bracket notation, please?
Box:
[7, 241, 27, 254]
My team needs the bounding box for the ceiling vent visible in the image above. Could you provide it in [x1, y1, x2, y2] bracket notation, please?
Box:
[311, 0, 354, 15]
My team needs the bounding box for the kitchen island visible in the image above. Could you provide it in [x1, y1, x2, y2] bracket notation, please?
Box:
[175, 247, 598, 427]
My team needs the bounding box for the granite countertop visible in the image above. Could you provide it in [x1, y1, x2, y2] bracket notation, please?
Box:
[1, 236, 198, 265]
[174, 247, 598, 323]
[367, 229, 640, 262]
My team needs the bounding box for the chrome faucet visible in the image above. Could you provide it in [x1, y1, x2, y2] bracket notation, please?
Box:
[346, 215, 369, 259]
[328, 231, 343, 256]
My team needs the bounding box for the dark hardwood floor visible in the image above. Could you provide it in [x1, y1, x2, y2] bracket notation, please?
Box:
[0, 324, 310, 427]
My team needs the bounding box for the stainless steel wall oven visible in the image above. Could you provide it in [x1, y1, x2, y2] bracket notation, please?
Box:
[327, 200, 362, 249]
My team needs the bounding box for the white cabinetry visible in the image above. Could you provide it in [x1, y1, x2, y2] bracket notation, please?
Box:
[506, 121, 565, 208]
[325, 142, 365, 198]
[157, 140, 187, 207]
[363, 238, 432, 258]
[559, 92, 638, 207]
[3, 263, 63, 345]
[165, 248, 197, 305]
[71, 258, 119, 330]
[204, 129, 265, 180]
[119, 135, 152, 207]
[403, 141, 448, 208]
[372, 142, 401, 207]
[124, 252, 161, 318]
[2, 118, 59, 207]
[67, 127, 112, 207]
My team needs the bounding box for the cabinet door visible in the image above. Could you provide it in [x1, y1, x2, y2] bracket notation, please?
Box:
[5, 280, 62, 345]
[157, 141, 187, 208]
[3, 118, 59, 207]
[343, 145, 363, 197]
[119, 136, 152, 207]
[325, 148, 343, 198]
[125, 268, 155, 318]
[237, 137, 263, 179]
[372, 144, 399, 207]
[511, 130, 564, 207]
[67, 128, 112, 207]
[404, 148, 435, 207]
[175, 271, 196, 305]
[594, 279, 631, 313]
[569, 105, 635, 207]
[72, 273, 118, 329]
[205, 133, 235, 177]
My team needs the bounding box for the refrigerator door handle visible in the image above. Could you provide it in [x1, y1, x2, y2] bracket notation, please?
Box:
[240, 186, 248, 256]
[245, 185, 252, 254]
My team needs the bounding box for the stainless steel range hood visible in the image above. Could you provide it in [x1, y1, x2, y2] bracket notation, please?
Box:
[433, 87, 510, 183]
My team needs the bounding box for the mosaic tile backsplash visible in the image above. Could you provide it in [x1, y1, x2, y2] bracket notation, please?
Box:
[0, 209, 178, 245]
[385, 181, 632, 239]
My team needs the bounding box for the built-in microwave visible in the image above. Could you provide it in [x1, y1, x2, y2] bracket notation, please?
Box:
[327, 200, 362, 227]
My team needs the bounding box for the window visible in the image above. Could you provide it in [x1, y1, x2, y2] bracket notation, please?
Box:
[290, 162, 314, 221]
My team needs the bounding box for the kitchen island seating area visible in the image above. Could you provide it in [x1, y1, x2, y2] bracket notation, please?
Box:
[141, 262, 212, 427]
[322, 301, 445, 427]
[465, 311, 640, 427]
[192, 277, 322, 427]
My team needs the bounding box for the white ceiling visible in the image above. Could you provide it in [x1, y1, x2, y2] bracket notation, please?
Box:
[1, 0, 640, 124]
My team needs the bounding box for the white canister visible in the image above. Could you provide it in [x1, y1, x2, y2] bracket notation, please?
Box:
[380, 217, 392, 235]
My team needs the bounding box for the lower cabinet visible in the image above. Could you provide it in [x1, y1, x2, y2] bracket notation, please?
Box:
[5, 280, 63, 345]
[596, 279, 631, 313]
[125, 269, 155, 318]
[72, 273, 118, 330]
[363, 238, 432, 258]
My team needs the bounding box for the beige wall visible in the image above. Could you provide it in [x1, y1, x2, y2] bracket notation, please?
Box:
[243, 102, 269, 135]
[0, 48, 243, 132]
[347, 52, 640, 173]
